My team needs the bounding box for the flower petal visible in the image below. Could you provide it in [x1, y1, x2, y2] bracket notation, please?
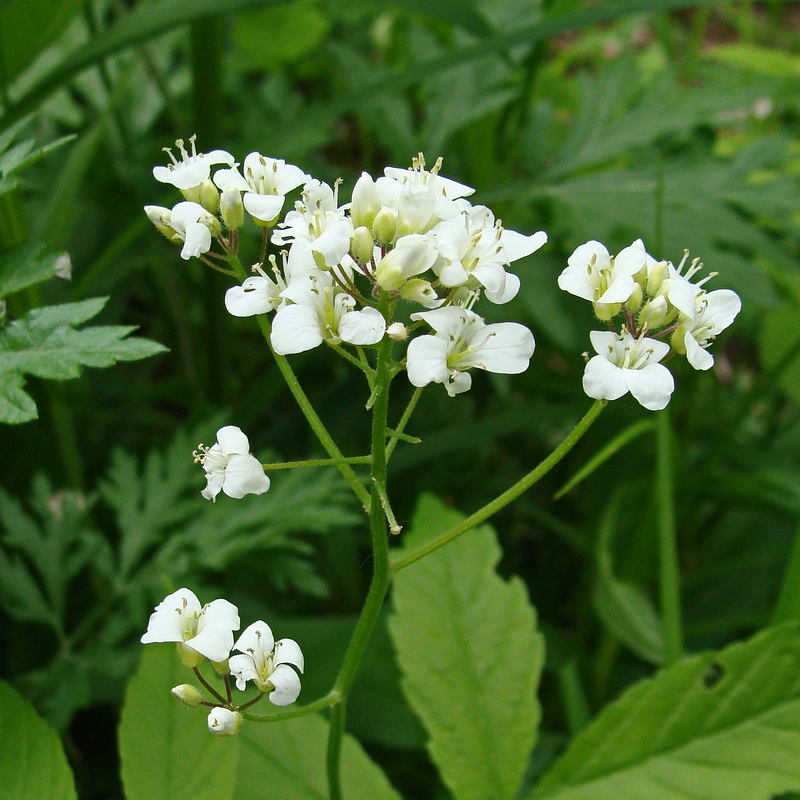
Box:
[267, 663, 302, 706]
[407, 335, 449, 388]
[220, 453, 270, 499]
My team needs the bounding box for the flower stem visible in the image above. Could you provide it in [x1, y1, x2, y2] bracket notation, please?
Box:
[386, 386, 423, 460]
[242, 690, 340, 722]
[389, 400, 606, 573]
[261, 456, 371, 470]
[327, 326, 395, 799]
[655, 406, 683, 664]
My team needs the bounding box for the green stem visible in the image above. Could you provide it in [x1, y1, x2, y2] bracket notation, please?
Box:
[390, 400, 606, 573]
[386, 386, 423, 460]
[242, 690, 340, 722]
[327, 327, 394, 799]
[655, 407, 683, 664]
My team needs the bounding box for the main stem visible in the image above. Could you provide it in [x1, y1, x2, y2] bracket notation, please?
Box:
[327, 329, 394, 800]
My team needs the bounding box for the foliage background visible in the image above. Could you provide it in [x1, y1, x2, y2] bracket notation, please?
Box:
[1, 0, 799, 797]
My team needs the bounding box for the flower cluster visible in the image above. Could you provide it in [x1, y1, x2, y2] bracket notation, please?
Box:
[146, 140, 546, 398]
[141, 588, 304, 735]
[558, 239, 741, 411]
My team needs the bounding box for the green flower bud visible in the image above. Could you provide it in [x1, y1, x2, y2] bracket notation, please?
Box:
[351, 226, 375, 266]
[220, 186, 244, 231]
[372, 207, 397, 245]
[171, 684, 203, 708]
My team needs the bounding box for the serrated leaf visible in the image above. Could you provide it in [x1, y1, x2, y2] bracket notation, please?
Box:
[533, 624, 800, 800]
[0, 368, 37, 423]
[235, 712, 400, 800]
[0, 242, 68, 299]
[0, 680, 77, 800]
[388, 493, 544, 800]
[119, 645, 239, 800]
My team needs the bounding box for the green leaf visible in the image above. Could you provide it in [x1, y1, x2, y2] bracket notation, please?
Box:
[0, 680, 77, 800]
[0, 296, 166, 424]
[389, 494, 544, 800]
[235, 712, 401, 800]
[0, 242, 69, 299]
[533, 624, 800, 799]
[119, 645, 239, 800]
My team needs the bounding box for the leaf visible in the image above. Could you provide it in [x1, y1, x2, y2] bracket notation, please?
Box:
[533, 624, 800, 800]
[0, 680, 77, 800]
[388, 493, 544, 800]
[119, 645, 239, 800]
[0, 241, 69, 299]
[0, 296, 166, 424]
[235, 712, 401, 800]
[592, 491, 663, 665]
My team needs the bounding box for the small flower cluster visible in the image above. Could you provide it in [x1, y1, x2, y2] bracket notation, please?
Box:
[145, 138, 546, 398]
[558, 239, 741, 411]
[141, 587, 304, 735]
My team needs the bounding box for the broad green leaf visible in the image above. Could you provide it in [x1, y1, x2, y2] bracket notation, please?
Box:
[705, 43, 800, 78]
[0, 680, 77, 800]
[119, 645, 239, 800]
[533, 624, 800, 799]
[0, 242, 69, 299]
[389, 493, 544, 800]
[235, 712, 400, 800]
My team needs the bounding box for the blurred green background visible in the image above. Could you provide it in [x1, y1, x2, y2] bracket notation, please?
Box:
[1, 0, 799, 797]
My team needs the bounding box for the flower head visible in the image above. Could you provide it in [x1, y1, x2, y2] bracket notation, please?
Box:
[229, 620, 304, 706]
[407, 306, 535, 396]
[140, 588, 240, 666]
[207, 707, 242, 736]
[583, 330, 674, 411]
[153, 135, 235, 191]
[193, 426, 270, 502]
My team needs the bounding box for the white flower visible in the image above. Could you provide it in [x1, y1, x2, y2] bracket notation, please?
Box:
[374, 233, 437, 291]
[559, 239, 654, 320]
[674, 288, 741, 370]
[272, 180, 353, 268]
[153, 135, 235, 191]
[144, 201, 219, 260]
[207, 707, 242, 736]
[583, 330, 674, 411]
[193, 426, 270, 502]
[229, 620, 304, 706]
[433, 204, 547, 303]
[214, 153, 309, 224]
[140, 588, 240, 666]
[270, 272, 386, 355]
[407, 306, 535, 396]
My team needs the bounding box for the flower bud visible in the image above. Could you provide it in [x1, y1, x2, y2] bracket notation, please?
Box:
[172, 684, 203, 707]
[207, 707, 242, 737]
[220, 186, 244, 230]
[350, 172, 380, 229]
[386, 321, 408, 341]
[375, 234, 432, 291]
[351, 226, 374, 266]
[182, 180, 220, 214]
[647, 260, 669, 297]
[592, 301, 621, 322]
[144, 205, 177, 240]
[399, 279, 438, 306]
[638, 295, 669, 331]
[372, 207, 397, 245]
[625, 283, 643, 314]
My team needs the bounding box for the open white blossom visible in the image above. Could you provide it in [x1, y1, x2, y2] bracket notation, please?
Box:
[153, 135, 235, 191]
[433, 204, 547, 303]
[407, 306, 535, 396]
[673, 288, 741, 370]
[583, 330, 674, 411]
[214, 153, 309, 224]
[207, 707, 242, 737]
[271, 271, 386, 355]
[229, 620, 304, 706]
[559, 239, 654, 320]
[193, 426, 270, 501]
[140, 588, 240, 666]
[144, 201, 218, 260]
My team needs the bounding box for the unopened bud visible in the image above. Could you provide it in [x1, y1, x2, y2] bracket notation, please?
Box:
[182, 180, 220, 214]
[207, 707, 242, 737]
[647, 260, 669, 296]
[625, 283, 643, 314]
[372, 207, 397, 245]
[220, 186, 244, 230]
[399, 279, 438, 306]
[638, 295, 669, 330]
[144, 205, 176, 240]
[172, 684, 203, 707]
[351, 226, 374, 266]
[386, 321, 407, 341]
[351, 172, 380, 229]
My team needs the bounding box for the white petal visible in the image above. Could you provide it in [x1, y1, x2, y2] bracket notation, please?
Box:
[684, 331, 714, 371]
[234, 620, 276, 655]
[274, 638, 304, 673]
[225, 277, 276, 317]
[411, 306, 472, 339]
[140, 588, 200, 644]
[267, 663, 302, 706]
[229, 654, 258, 691]
[625, 364, 675, 411]
[243, 193, 286, 223]
[180, 222, 212, 260]
[464, 322, 534, 374]
[484, 271, 520, 304]
[582, 356, 629, 402]
[406, 335, 449, 387]
[339, 307, 386, 346]
[445, 370, 472, 396]
[501, 229, 547, 262]
[216, 426, 250, 455]
[213, 167, 250, 192]
[221, 453, 270, 499]
[271, 304, 324, 355]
